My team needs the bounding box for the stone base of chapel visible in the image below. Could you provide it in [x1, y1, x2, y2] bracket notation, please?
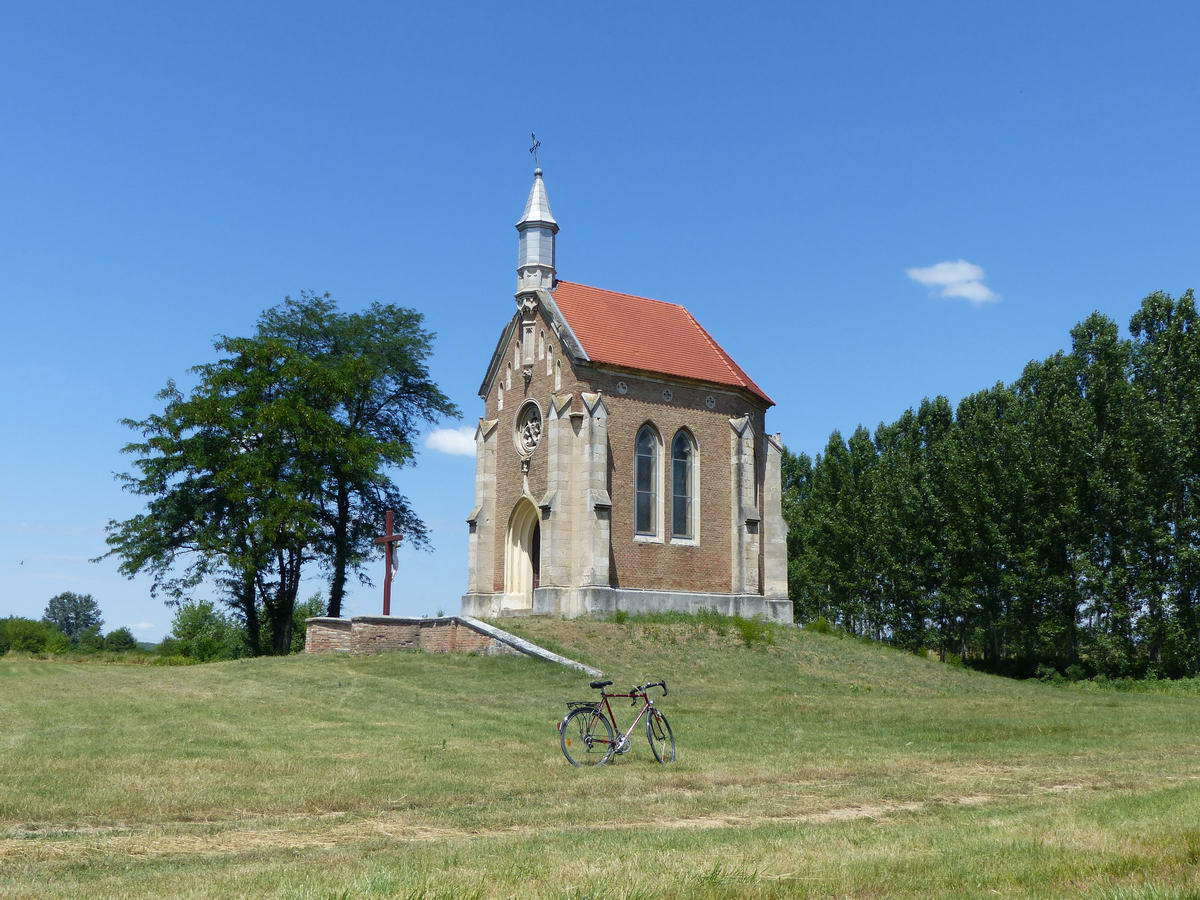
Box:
[461, 587, 793, 623]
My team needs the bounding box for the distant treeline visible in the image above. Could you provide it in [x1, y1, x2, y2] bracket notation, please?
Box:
[783, 290, 1200, 679]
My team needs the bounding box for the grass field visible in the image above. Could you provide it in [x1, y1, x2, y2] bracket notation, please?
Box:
[4, 617, 1200, 898]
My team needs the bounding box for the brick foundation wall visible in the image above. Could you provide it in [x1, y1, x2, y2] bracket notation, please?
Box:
[304, 616, 519, 657]
[418, 619, 504, 654]
[350, 618, 421, 654]
[305, 618, 352, 653]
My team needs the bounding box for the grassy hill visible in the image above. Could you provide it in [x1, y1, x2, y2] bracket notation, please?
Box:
[4, 616, 1200, 898]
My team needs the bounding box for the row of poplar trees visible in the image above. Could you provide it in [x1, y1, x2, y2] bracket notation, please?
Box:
[784, 290, 1200, 678]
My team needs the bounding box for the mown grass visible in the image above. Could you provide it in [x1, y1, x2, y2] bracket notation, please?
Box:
[3, 617, 1200, 897]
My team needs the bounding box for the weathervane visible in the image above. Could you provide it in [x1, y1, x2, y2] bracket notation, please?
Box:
[529, 132, 542, 169]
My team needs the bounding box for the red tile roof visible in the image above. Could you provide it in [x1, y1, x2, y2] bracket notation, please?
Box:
[552, 281, 773, 406]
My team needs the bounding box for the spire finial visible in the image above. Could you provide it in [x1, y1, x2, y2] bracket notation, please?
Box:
[529, 132, 542, 171]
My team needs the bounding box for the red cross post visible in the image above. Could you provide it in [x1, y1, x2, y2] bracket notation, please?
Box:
[374, 509, 403, 616]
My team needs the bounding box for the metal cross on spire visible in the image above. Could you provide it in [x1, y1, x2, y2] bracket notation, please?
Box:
[529, 132, 542, 169]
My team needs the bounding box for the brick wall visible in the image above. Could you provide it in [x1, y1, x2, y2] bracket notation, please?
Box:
[304, 616, 518, 657]
[305, 617, 352, 653]
[592, 369, 767, 594]
[350, 618, 421, 654]
[418, 619, 505, 654]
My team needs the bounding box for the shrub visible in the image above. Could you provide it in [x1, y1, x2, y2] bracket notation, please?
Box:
[151, 654, 196, 666]
[1065, 663, 1088, 683]
[733, 616, 776, 649]
[1036, 663, 1065, 684]
[103, 627, 138, 653]
[167, 601, 244, 662]
[76, 625, 105, 653]
[0, 617, 70, 655]
[607, 610, 630, 625]
[803, 617, 834, 635]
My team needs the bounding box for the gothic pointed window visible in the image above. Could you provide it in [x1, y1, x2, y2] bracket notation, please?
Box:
[635, 425, 660, 537]
[672, 430, 696, 540]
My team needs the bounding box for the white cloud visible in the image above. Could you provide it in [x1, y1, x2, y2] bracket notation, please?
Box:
[128, 622, 156, 633]
[425, 426, 476, 457]
[906, 259, 998, 306]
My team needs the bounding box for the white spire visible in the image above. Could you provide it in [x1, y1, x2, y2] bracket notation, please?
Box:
[516, 168, 558, 293]
[518, 168, 557, 228]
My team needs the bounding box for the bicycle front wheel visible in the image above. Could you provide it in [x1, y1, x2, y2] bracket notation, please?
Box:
[560, 707, 615, 767]
[646, 709, 676, 763]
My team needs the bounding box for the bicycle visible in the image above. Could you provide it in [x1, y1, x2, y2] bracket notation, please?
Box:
[558, 679, 675, 766]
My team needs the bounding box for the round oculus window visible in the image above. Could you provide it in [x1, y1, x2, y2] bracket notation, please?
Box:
[616, 380, 629, 395]
[515, 401, 542, 455]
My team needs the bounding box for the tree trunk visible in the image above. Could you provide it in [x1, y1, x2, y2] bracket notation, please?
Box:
[268, 549, 304, 654]
[237, 570, 262, 656]
[327, 481, 350, 618]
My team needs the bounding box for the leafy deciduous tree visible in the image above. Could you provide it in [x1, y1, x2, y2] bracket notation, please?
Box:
[103, 293, 457, 654]
[42, 592, 103, 643]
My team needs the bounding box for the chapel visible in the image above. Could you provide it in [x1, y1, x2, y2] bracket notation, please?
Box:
[461, 166, 791, 622]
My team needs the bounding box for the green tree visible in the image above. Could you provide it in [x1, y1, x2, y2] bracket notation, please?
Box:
[1130, 290, 1200, 675]
[103, 340, 323, 654]
[254, 294, 458, 617]
[103, 293, 456, 654]
[165, 601, 244, 662]
[42, 592, 103, 643]
[103, 627, 139, 652]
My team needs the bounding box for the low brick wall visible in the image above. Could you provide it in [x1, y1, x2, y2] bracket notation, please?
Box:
[418, 619, 499, 654]
[304, 615, 518, 658]
[305, 617, 352, 653]
[350, 617, 422, 654]
[302, 614, 601, 675]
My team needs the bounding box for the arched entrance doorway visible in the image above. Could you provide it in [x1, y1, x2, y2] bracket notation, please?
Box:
[503, 499, 541, 610]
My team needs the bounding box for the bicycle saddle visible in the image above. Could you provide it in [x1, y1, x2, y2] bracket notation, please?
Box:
[590, 680, 613, 689]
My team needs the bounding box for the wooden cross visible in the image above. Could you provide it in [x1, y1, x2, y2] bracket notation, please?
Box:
[374, 509, 403, 616]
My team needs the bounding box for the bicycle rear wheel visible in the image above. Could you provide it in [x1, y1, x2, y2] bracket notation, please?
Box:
[560, 707, 615, 767]
[646, 708, 675, 763]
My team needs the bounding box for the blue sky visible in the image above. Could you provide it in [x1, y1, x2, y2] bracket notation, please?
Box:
[3, 2, 1197, 639]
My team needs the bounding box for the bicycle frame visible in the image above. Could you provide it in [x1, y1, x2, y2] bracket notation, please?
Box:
[596, 690, 656, 751]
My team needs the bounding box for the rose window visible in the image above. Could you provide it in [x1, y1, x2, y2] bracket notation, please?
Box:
[516, 402, 542, 455]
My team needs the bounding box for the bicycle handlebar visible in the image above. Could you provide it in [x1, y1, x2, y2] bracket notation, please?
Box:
[633, 680, 668, 696]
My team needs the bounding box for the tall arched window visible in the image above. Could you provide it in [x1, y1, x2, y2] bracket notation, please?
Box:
[635, 425, 659, 536]
[672, 430, 696, 539]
